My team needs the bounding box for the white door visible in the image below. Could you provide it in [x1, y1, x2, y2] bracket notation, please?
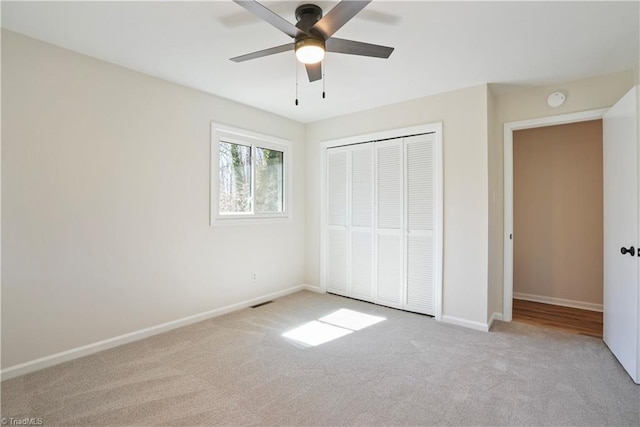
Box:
[326, 148, 349, 295]
[350, 144, 375, 301]
[603, 86, 639, 384]
[375, 139, 404, 308]
[404, 134, 436, 314]
[323, 126, 442, 317]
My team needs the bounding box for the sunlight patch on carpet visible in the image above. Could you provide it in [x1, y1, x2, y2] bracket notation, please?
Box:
[282, 309, 386, 347]
[282, 320, 352, 346]
[319, 308, 386, 331]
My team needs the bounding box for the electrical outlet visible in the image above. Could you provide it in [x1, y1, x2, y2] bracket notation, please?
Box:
[252, 272, 257, 280]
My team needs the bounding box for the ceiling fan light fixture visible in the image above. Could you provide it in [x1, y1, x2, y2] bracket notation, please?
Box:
[295, 38, 325, 64]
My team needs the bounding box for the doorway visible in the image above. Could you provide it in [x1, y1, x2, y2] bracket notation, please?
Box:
[511, 120, 604, 337]
[503, 108, 608, 324]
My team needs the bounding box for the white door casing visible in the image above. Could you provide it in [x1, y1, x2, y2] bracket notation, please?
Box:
[502, 109, 608, 322]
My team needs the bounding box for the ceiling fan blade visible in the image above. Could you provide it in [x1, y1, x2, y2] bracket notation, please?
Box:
[311, 0, 371, 38]
[230, 43, 294, 62]
[233, 0, 300, 38]
[305, 62, 322, 82]
[326, 38, 394, 58]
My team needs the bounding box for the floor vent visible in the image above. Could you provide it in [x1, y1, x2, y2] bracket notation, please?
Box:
[250, 300, 274, 309]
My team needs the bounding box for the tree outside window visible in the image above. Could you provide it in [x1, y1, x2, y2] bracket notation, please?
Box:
[255, 147, 283, 213]
[218, 141, 284, 215]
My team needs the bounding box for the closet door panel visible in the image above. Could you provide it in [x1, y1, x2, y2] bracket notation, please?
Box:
[376, 143, 403, 230]
[327, 230, 348, 294]
[327, 150, 348, 227]
[375, 140, 404, 307]
[377, 234, 403, 305]
[351, 146, 373, 228]
[350, 145, 374, 300]
[351, 231, 373, 299]
[404, 134, 436, 315]
[406, 136, 433, 231]
[406, 234, 433, 314]
[326, 149, 349, 294]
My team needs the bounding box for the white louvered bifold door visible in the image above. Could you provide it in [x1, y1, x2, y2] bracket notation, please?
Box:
[350, 144, 375, 301]
[326, 148, 349, 294]
[324, 132, 439, 316]
[375, 139, 404, 308]
[404, 134, 436, 315]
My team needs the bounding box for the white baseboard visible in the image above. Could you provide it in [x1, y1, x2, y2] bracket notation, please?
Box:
[488, 312, 503, 331]
[441, 315, 491, 332]
[301, 284, 323, 293]
[513, 292, 603, 312]
[1, 284, 310, 381]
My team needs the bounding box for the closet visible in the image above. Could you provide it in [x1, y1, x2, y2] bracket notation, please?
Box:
[324, 130, 441, 316]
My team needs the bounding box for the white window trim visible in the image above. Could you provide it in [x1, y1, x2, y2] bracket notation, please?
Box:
[210, 122, 292, 226]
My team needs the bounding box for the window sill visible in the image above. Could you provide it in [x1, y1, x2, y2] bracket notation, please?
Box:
[210, 214, 291, 226]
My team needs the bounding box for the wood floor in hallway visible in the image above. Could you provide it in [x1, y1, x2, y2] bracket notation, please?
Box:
[512, 299, 603, 339]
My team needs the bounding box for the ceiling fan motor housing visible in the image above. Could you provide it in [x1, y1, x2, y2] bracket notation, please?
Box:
[295, 4, 323, 32]
[296, 4, 325, 41]
[294, 4, 325, 52]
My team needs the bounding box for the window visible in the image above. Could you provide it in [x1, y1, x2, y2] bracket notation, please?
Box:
[211, 123, 291, 224]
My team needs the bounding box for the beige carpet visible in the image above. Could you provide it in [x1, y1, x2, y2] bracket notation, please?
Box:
[1, 291, 639, 426]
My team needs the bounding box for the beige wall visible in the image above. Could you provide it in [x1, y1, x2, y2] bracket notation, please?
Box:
[489, 70, 635, 317]
[1, 30, 307, 368]
[487, 86, 502, 322]
[494, 70, 636, 125]
[513, 120, 603, 305]
[306, 85, 490, 328]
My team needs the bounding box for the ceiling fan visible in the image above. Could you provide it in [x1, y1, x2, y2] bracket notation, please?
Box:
[230, 0, 394, 82]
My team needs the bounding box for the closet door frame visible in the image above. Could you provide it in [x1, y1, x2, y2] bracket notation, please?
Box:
[320, 123, 444, 321]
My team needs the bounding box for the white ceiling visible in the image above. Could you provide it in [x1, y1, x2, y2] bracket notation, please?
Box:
[2, 1, 639, 123]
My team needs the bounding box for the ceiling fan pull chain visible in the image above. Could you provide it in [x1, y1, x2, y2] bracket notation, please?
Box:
[295, 59, 299, 106]
[322, 60, 326, 99]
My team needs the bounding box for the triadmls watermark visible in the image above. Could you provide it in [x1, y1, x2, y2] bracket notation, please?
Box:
[1, 418, 44, 426]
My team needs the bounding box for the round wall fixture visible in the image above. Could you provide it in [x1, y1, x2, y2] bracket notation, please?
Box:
[547, 91, 566, 108]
